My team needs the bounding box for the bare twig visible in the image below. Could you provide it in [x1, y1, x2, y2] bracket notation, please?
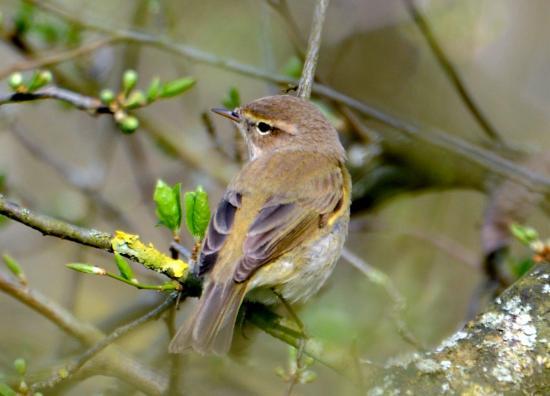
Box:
[403, 0, 504, 144]
[31, 293, 177, 392]
[297, 0, 330, 99]
[0, 194, 112, 249]
[0, 86, 109, 113]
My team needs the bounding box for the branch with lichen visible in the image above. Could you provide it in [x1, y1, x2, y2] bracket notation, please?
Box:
[362, 262, 550, 394]
[0, 191, 351, 379]
[0, 194, 188, 281]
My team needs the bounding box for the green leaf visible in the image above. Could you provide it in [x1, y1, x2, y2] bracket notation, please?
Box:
[13, 358, 26, 376]
[146, 77, 161, 102]
[184, 186, 210, 240]
[509, 257, 535, 279]
[114, 253, 135, 282]
[122, 69, 138, 94]
[300, 370, 317, 384]
[0, 382, 16, 396]
[125, 90, 146, 109]
[510, 223, 539, 246]
[14, 3, 35, 35]
[27, 70, 52, 92]
[281, 56, 303, 79]
[153, 180, 182, 234]
[159, 77, 195, 98]
[222, 86, 240, 109]
[0, 172, 6, 192]
[2, 254, 26, 283]
[66, 263, 106, 275]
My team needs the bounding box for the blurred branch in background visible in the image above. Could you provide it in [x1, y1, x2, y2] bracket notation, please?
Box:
[30, 292, 178, 393]
[341, 248, 425, 351]
[0, 36, 120, 80]
[402, 0, 505, 145]
[0, 270, 169, 395]
[6, 120, 135, 230]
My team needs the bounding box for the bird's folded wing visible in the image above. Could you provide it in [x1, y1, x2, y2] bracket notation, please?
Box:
[198, 152, 345, 282]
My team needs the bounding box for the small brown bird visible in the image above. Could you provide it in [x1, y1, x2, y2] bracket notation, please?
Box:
[169, 94, 351, 355]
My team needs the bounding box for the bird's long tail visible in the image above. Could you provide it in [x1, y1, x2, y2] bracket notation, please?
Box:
[168, 281, 247, 355]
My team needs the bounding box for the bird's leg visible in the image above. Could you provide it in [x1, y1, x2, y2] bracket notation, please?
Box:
[272, 289, 308, 339]
[169, 241, 191, 261]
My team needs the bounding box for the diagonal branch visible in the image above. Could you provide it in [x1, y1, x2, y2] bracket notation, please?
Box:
[0, 86, 110, 113]
[0, 194, 112, 249]
[403, 0, 505, 144]
[297, 0, 330, 99]
[0, 195, 188, 280]
[31, 293, 178, 392]
[0, 271, 168, 395]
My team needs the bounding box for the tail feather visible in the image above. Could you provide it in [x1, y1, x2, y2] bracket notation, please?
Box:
[168, 281, 246, 355]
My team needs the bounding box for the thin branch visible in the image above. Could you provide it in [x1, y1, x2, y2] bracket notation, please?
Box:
[0, 271, 168, 395]
[31, 293, 178, 392]
[0, 194, 188, 280]
[0, 86, 110, 113]
[297, 0, 330, 99]
[165, 306, 184, 395]
[403, 0, 505, 144]
[341, 248, 425, 350]
[0, 193, 112, 249]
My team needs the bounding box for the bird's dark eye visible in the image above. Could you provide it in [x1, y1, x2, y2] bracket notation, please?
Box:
[256, 122, 271, 134]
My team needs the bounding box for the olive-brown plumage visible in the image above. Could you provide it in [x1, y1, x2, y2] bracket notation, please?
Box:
[169, 95, 351, 355]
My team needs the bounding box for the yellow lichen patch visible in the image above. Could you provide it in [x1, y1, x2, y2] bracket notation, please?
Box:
[111, 230, 188, 279]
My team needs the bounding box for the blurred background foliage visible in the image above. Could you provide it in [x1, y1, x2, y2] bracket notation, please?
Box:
[0, 0, 549, 394]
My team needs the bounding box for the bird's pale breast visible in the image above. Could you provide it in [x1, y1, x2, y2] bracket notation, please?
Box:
[246, 212, 349, 304]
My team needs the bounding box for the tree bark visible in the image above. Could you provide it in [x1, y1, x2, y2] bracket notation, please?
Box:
[365, 263, 550, 395]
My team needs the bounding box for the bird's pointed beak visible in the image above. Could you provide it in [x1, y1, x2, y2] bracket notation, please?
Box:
[211, 108, 240, 122]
